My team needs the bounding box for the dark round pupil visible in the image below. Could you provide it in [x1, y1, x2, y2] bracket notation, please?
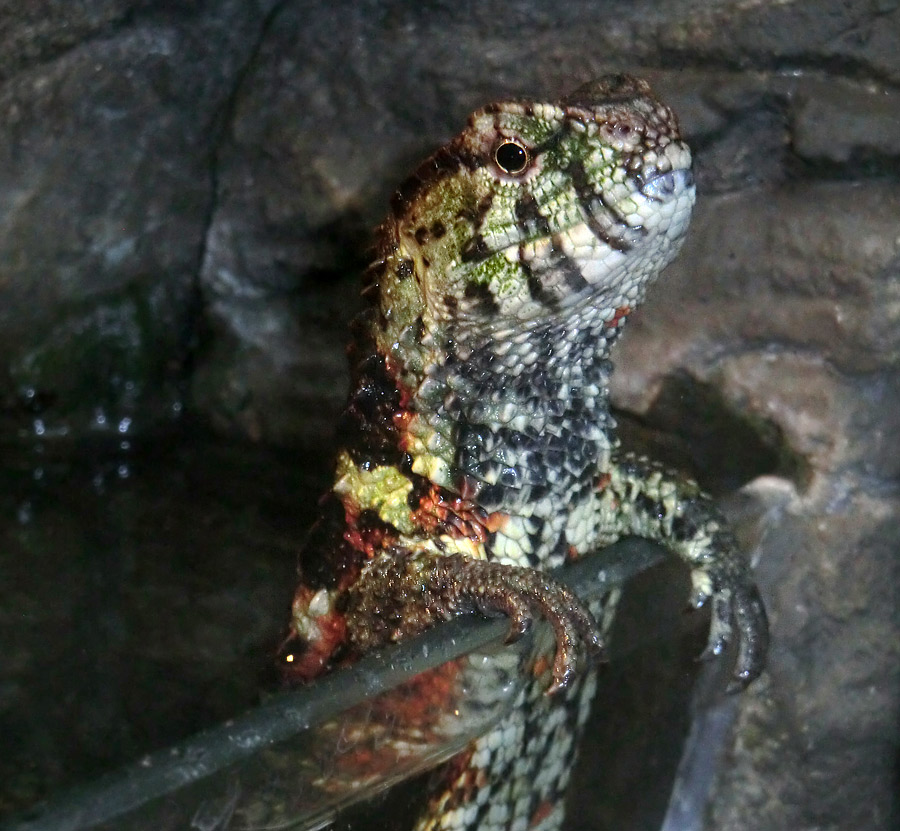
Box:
[495, 142, 528, 173]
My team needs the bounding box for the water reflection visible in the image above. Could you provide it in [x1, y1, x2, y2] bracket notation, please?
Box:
[0, 428, 707, 831]
[0, 427, 329, 819]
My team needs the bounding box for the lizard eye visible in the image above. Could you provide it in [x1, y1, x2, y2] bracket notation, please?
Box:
[493, 140, 530, 175]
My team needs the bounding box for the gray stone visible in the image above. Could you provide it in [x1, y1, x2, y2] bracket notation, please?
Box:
[0, 0, 136, 81]
[614, 182, 900, 386]
[0, 1, 273, 438]
[791, 77, 900, 165]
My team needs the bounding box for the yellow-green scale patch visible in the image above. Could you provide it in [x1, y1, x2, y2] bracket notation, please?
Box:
[333, 451, 416, 535]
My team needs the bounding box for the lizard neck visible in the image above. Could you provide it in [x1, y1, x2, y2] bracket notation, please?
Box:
[404, 299, 629, 517]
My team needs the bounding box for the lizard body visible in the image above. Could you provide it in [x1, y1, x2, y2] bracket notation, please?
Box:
[283, 75, 768, 830]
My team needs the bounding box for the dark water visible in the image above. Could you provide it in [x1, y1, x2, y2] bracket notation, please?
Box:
[0, 427, 330, 818]
[0, 427, 706, 829]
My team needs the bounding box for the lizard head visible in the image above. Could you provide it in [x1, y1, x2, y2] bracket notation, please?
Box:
[370, 74, 695, 362]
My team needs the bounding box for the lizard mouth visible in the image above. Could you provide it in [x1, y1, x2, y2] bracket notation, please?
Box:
[513, 163, 693, 265]
[456, 164, 694, 275]
[637, 168, 695, 201]
[454, 161, 695, 325]
[464, 159, 695, 265]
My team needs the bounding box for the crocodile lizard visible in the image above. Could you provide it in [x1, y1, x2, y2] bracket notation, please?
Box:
[282, 74, 768, 831]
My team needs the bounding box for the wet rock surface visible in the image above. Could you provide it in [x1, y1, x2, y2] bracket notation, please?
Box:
[1, 1, 898, 829]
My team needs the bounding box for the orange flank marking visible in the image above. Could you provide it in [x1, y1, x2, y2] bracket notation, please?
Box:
[567, 545, 579, 561]
[412, 482, 509, 542]
[596, 472, 611, 490]
[384, 354, 416, 409]
[483, 511, 510, 533]
[336, 562, 364, 592]
[529, 800, 554, 826]
[371, 660, 461, 725]
[332, 662, 466, 781]
[436, 745, 485, 809]
[337, 497, 398, 561]
[382, 352, 415, 444]
[610, 305, 631, 327]
[442, 746, 476, 788]
[342, 521, 397, 559]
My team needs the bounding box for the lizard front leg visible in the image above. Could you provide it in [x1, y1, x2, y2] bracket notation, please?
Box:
[345, 550, 604, 693]
[286, 547, 604, 694]
[601, 451, 769, 691]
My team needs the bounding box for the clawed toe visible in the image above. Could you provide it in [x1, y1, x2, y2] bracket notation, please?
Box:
[436, 555, 606, 694]
[696, 571, 769, 692]
[728, 583, 769, 691]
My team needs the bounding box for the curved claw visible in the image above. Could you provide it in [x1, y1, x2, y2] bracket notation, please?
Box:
[447, 556, 605, 694]
[696, 568, 769, 693]
[344, 550, 605, 695]
[501, 604, 533, 645]
[727, 583, 769, 692]
[536, 579, 605, 695]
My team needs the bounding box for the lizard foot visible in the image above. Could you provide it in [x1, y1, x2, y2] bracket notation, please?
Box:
[695, 566, 769, 693]
[345, 551, 605, 694]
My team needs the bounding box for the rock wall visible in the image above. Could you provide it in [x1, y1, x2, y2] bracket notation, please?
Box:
[1, 1, 897, 828]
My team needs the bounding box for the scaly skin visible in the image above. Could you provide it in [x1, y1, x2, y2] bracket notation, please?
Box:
[282, 75, 768, 830]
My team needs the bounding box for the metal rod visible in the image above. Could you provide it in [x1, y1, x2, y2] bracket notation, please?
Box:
[5, 538, 667, 831]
